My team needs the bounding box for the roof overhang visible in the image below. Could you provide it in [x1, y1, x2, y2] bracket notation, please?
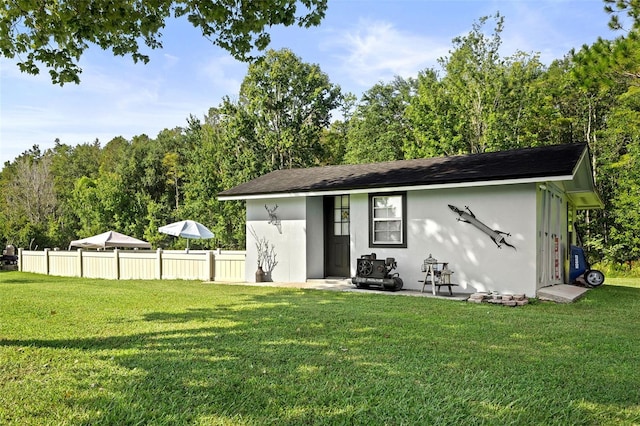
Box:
[562, 148, 604, 209]
[217, 175, 574, 201]
[217, 144, 603, 209]
[565, 190, 603, 209]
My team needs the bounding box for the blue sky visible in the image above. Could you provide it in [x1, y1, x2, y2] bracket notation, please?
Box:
[0, 0, 618, 166]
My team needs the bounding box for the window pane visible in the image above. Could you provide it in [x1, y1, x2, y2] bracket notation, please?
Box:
[342, 223, 349, 235]
[387, 196, 402, 214]
[384, 206, 398, 219]
[374, 198, 384, 208]
[373, 196, 401, 219]
[374, 230, 387, 241]
[334, 223, 342, 236]
[334, 209, 342, 222]
[334, 196, 342, 208]
[373, 228, 402, 243]
[342, 195, 349, 208]
[373, 208, 387, 219]
[374, 222, 385, 232]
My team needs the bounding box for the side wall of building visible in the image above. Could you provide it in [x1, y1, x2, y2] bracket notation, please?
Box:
[245, 183, 546, 296]
[349, 183, 538, 296]
[306, 197, 325, 279]
[246, 197, 309, 283]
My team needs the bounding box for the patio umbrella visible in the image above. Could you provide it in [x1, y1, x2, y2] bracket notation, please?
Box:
[158, 220, 214, 249]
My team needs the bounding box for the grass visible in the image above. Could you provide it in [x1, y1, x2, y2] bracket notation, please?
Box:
[1, 272, 639, 425]
[594, 261, 640, 279]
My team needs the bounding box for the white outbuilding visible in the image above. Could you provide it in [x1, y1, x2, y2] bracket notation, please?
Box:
[218, 143, 602, 298]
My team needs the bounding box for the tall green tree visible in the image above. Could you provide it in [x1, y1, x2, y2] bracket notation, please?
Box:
[181, 111, 247, 249]
[605, 0, 640, 32]
[69, 176, 110, 237]
[100, 136, 130, 174]
[405, 68, 463, 157]
[344, 76, 416, 164]
[0, 0, 328, 84]
[115, 129, 191, 240]
[439, 14, 507, 154]
[488, 52, 548, 148]
[319, 92, 356, 166]
[63, 128, 191, 244]
[566, 28, 635, 265]
[584, 84, 640, 266]
[49, 138, 103, 244]
[238, 48, 342, 170]
[180, 50, 341, 249]
[162, 152, 184, 211]
[407, 14, 548, 158]
[527, 58, 579, 145]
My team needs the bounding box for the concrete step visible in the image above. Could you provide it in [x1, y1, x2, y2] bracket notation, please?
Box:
[537, 284, 589, 303]
[305, 278, 353, 289]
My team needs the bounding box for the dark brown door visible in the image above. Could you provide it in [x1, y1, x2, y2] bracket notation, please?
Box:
[324, 195, 350, 277]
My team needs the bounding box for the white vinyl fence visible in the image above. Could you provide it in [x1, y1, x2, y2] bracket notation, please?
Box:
[18, 248, 245, 282]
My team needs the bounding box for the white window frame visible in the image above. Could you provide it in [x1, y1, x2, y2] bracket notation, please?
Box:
[369, 192, 407, 248]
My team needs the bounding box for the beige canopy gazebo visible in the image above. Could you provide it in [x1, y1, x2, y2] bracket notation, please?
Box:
[69, 231, 152, 250]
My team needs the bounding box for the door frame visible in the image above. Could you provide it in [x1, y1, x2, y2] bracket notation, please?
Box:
[323, 195, 351, 277]
[537, 183, 566, 288]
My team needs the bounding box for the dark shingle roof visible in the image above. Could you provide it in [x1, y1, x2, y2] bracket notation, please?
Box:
[218, 143, 587, 198]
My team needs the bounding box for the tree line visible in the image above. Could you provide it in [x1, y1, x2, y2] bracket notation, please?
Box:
[1, 12, 639, 273]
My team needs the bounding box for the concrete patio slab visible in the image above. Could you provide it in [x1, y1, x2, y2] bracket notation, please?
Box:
[537, 284, 589, 303]
[209, 279, 469, 300]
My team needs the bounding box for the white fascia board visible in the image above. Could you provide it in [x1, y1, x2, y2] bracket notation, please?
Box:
[573, 147, 589, 176]
[217, 175, 573, 201]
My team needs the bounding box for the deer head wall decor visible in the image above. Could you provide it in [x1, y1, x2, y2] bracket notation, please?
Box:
[265, 204, 282, 233]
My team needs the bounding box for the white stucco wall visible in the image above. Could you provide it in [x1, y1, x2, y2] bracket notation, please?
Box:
[306, 197, 325, 279]
[244, 183, 541, 296]
[246, 197, 308, 282]
[350, 184, 538, 296]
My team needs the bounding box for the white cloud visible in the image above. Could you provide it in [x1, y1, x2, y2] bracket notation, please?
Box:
[163, 53, 180, 68]
[325, 19, 449, 88]
[197, 55, 245, 96]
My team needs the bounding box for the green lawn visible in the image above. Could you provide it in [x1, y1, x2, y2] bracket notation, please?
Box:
[1, 272, 639, 425]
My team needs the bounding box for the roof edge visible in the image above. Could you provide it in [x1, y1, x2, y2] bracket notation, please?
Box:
[217, 175, 572, 201]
